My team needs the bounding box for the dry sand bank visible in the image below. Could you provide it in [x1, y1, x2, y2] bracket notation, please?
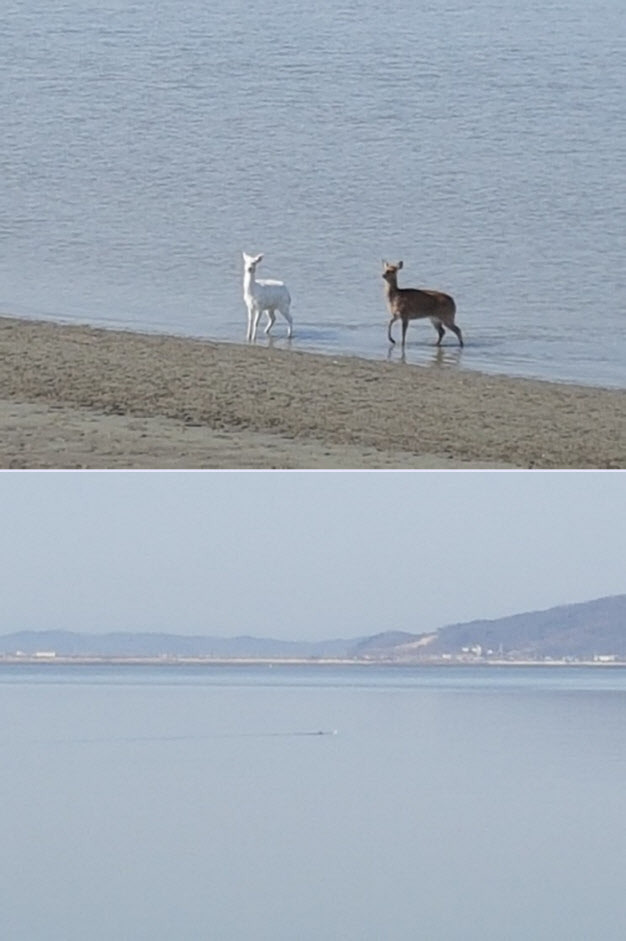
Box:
[1, 315, 625, 469]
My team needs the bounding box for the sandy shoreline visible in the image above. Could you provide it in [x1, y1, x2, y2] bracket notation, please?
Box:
[1, 315, 625, 469]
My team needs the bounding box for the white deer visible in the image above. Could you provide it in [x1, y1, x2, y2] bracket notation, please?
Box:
[242, 252, 293, 341]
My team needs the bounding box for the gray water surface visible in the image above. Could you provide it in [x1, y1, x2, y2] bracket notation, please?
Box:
[1, 0, 625, 387]
[2, 663, 625, 940]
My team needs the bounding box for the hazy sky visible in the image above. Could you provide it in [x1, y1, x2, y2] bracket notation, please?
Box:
[2, 471, 625, 640]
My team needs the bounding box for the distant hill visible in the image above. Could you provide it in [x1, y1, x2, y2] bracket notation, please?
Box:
[1, 594, 625, 662]
[424, 594, 626, 660]
[0, 630, 363, 660]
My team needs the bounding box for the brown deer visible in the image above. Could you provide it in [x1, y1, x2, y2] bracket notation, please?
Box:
[382, 260, 463, 348]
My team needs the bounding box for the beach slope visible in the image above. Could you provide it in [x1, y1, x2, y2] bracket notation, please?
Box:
[1, 316, 624, 469]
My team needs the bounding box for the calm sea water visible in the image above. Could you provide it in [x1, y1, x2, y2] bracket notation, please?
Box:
[1, 663, 625, 940]
[1, 0, 625, 388]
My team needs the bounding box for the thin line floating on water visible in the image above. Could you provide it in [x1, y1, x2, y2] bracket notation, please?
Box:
[281, 729, 339, 737]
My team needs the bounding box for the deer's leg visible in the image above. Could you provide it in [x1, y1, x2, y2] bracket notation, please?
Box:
[449, 323, 464, 348]
[264, 310, 276, 335]
[401, 317, 409, 347]
[433, 320, 445, 346]
[387, 317, 397, 344]
[281, 304, 293, 338]
[251, 308, 262, 341]
[246, 305, 254, 341]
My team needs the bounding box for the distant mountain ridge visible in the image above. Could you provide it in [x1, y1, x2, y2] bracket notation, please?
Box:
[426, 593, 626, 659]
[0, 630, 361, 660]
[2, 594, 626, 662]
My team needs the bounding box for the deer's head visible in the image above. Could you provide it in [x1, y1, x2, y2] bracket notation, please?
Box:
[382, 260, 403, 284]
[243, 252, 264, 275]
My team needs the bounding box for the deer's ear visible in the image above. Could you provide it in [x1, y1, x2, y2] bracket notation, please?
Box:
[397, 260, 403, 270]
[254, 253, 264, 264]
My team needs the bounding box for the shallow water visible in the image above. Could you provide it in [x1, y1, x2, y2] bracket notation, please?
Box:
[1, 0, 625, 387]
[2, 663, 626, 940]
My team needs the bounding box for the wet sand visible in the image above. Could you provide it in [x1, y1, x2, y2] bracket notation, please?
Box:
[1, 315, 625, 469]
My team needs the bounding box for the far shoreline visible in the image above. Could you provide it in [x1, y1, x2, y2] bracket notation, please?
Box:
[1, 657, 624, 668]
